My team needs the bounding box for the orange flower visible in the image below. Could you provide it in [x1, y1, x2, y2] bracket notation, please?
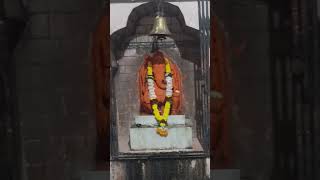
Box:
[156, 128, 168, 137]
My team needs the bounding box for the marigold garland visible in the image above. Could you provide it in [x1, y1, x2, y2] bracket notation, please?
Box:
[146, 57, 173, 137]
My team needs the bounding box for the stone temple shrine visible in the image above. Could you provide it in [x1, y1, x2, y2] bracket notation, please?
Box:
[109, 1, 210, 179]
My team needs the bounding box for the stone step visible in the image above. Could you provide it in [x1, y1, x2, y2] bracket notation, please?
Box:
[129, 125, 192, 150]
[135, 115, 186, 126]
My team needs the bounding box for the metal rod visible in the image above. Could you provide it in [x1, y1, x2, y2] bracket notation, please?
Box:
[197, 0, 210, 152]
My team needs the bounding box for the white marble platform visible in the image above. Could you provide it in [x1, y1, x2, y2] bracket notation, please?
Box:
[129, 125, 192, 150]
[134, 115, 186, 126]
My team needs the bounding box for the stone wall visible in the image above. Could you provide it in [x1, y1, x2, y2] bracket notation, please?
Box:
[318, 0, 320, 19]
[110, 1, 200, 34]
[216, 0, 273, 180]
[111, 158, 210, 180]
[13, 1, 104, 179]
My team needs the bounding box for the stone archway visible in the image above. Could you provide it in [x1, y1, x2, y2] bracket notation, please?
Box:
[110, 2, 200, 64]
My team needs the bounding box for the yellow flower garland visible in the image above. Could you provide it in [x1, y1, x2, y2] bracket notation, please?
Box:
[147, 58, 173, 129]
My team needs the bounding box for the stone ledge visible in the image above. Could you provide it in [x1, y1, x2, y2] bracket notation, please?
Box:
[130, 126, 192, 150]
[135, 115, 186, 126]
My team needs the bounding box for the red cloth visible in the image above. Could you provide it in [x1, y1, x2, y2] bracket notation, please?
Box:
[138, 51, 183, 115]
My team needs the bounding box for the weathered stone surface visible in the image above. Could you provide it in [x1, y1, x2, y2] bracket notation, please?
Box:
[17, 90, 60, 116]
[57, 38, 92, 65]
[27, 14, 49, 38]
[216, 1, 272, 179]
[15, 64, 64, 91]
[49, 0, 100, 12]
[134, 115, 186, 126]
[123, 49, 137, 57]
[50, 13, 91, 39]
[24, 139, 47, 164]
[27, 166, 46, 180]
[138, 17, 154, 26]
[14, 40, 60, 65]
[15, 3, 101, 179]
[110, 161, 127, 180]
[129, 126, 192, 150]
[229, 2, 269, 31]
[81, 171, 109, 180]
[111, 158, 210, 180]
[26, 0, 50, 13]
[136, 25, 153, 35]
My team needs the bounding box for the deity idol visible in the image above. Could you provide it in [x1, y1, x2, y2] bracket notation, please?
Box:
[138, 51, 183, 130]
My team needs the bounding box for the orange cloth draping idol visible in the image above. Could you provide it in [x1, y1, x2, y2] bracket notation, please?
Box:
[91, 13, 109, 166]
[211, 16, 232, 169]
[138, 51, 183, 115]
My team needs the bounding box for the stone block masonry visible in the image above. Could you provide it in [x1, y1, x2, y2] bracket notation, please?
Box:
[216, 0, 272, 179]
[13, 0, 105, 180]
[27, 14, 50, 38]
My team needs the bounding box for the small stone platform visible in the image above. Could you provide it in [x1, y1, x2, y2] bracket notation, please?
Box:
[130, 125, 192, 150]
[130, 115, 192, 150]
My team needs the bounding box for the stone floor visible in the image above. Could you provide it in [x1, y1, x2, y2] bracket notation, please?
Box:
[81, 170, 240, 180]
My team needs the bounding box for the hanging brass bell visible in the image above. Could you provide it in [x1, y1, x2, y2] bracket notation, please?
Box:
[149, 15, 171, 38]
